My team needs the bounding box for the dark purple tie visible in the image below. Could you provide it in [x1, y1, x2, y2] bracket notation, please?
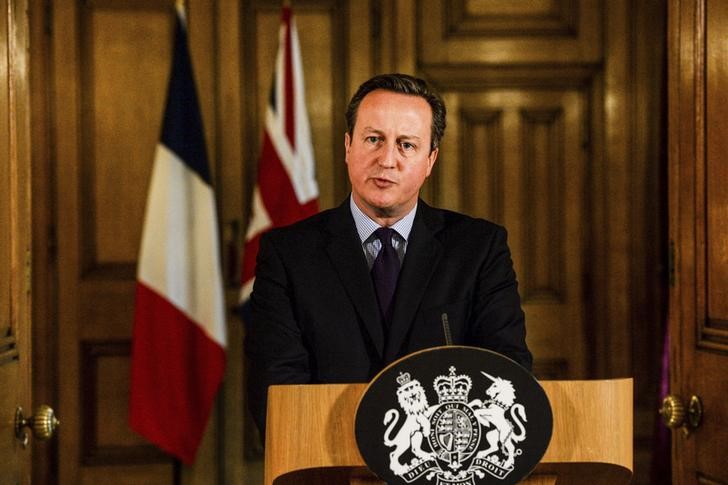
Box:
[371, 227, 401, 327]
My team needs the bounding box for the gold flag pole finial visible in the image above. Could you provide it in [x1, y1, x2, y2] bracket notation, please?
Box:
[175, 0, 187, 26]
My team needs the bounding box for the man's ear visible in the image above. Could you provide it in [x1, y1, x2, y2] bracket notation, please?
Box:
[344, 132, 351, 164]
[425, 147, 439, 177]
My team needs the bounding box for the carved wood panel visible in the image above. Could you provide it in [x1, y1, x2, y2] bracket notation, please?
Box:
[669, 0, 728, 481]
[79, 5, 172, 276]
[703, 0, 728, 350]
[52, 1, 199, 483]
[430, 82, 590, 377]
[445, 0, 580, 37]
[416, 0, 604, 380]
[80, 340, 167, 466]
[419, 0, 602, 64]
[0, 0, 32, 482]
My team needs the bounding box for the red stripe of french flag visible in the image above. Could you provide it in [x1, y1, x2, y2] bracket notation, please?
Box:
[129, 5, 226, 465]
[240, 6, 319, 304]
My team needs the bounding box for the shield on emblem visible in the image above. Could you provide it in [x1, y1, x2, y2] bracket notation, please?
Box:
[355, 346, 552, 484]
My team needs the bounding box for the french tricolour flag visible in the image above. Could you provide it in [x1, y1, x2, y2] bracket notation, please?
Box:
[239, 6, 319, 305]
[129, 5, 226, 465]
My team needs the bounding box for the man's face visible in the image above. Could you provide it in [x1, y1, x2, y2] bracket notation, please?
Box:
[345, 89, 439, 225]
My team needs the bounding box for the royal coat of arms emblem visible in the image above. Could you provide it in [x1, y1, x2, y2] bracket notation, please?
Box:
[382, 366, 527, 484]
[355, 347, 552, 485]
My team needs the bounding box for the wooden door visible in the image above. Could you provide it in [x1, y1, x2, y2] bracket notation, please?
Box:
[45, 1, 230, 483]
[417, 0, 606, 380]
[668, 0, 728, 482]
[0, 0, 33, 483]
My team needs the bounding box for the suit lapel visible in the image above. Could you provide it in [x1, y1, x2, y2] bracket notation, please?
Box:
[384, 202, 444, 361]
[324, 202, 385, 357]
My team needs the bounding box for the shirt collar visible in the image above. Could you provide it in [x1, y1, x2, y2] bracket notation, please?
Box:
[349, 195, 417, 243]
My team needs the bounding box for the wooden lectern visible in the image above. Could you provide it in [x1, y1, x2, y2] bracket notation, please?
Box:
[265, 379, 632, 485]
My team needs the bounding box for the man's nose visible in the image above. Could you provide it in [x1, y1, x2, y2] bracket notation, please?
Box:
[377, 142, 398, 168]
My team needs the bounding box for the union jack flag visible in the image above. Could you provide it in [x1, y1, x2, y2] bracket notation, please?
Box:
[239, 6, 319, 304]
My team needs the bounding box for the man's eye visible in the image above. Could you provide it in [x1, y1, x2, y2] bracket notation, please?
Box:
[400, 142, 415, 151]
[365, 136, 380, 144]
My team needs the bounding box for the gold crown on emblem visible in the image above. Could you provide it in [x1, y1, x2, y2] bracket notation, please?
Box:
[434, 366, 472, 404]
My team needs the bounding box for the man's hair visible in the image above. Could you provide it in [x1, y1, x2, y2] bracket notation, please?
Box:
[345, 73, 447, 152]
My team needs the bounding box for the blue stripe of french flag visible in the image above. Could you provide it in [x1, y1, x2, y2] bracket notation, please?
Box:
[129, 5, 226, 465]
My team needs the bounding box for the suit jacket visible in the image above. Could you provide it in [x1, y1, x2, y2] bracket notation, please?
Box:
[245, 199, 531, 433]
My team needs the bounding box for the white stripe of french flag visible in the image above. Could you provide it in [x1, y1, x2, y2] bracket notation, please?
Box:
[129, 5, 226, 465]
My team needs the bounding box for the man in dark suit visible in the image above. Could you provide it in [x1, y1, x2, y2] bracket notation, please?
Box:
[245, 73, 531, 434]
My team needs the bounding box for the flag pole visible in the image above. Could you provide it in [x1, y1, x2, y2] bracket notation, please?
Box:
[173, 458, 182, 485]
[175, 0, 186, 25]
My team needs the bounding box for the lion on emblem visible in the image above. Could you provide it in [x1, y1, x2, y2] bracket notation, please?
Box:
[470, 372, 527, 469]
[383, 373, 435, 474]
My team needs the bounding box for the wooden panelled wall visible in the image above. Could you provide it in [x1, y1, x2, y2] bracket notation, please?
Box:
[29, 0, 666, 484]
[1, 0, 32, 482]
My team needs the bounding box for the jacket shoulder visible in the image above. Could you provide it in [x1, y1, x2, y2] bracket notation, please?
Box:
[259, 206, 346, 256]
[424, 203, 506, 238]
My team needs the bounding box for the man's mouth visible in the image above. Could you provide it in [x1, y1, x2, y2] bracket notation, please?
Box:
[371, 176, 396, 187]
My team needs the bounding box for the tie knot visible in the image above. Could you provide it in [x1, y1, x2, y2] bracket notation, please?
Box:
[374, 227, 396, 248]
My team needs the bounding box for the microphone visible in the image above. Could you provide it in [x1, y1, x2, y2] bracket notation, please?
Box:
[441, 313, 453, 346]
